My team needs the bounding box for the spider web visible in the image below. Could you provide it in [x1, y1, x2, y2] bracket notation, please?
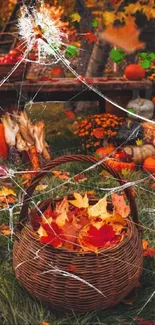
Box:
[0, 0, 155, 323]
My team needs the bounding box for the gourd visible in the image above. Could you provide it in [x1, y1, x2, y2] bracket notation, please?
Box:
[106, 159, 135, 172]
[143, 156, 155, 173]
[95, 146, 114, 158]
[124, 144, 155, 165]
[127, 97, 154, 120]
[0, 123, 8, 160]
[125, 64, 145, 80]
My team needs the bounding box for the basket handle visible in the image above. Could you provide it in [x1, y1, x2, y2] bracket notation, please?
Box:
[0, 33, 18, 50]
[18, 154, 139, 227]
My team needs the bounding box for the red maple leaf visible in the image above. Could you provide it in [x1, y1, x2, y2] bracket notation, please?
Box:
[61, 221, 81, 250]
[82, 31, 97, 44]
[64, 110, 75, 120]
[66, 264, 77, 272]
[40, 222, 63, 248]
[51, 66, 63, 77]
[93, 128, 104, 139]
[84, 224, 116, 248]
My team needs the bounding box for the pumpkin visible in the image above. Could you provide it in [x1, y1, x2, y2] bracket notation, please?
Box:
[124, 144, 155, 165]
[125, 64, 145, 80]
[127, 97, 154, 120]
[106, 159, 135, 172]
[0, 123, 8, 160]
[95, 146, 114, 159]
[152, 97, 155, 105]
[143, 156, 155, 173]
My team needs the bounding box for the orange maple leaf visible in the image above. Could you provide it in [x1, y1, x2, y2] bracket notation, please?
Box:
[111, 193, 130, 218]
[102, 16, 145, 53]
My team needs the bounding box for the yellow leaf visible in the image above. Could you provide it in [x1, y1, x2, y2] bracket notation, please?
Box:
[36, 185, 48, 191]
[88, 195, 111, 220]
[69, 192, 89, 209]
[37, 226, 48, 237]
[136, 139, 143, 146]
[70, 12, 81, 22]
[55, 196, 69, 227]
[0, 187, 16, 197]
[103, 11, 115, 26]
[124, 3, 143, 15]
[121, 168, 130, 176]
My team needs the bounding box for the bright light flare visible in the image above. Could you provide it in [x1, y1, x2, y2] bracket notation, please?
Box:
[18, 3, 68, 65]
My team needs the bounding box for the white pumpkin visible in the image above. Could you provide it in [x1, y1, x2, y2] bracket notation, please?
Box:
[127, 97, 154, 120]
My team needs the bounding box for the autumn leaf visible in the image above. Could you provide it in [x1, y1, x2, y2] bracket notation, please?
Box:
[111, 193, 130, 218]
[61, 220, 81, 250]
[52, 170, 70, 180]
[121, 168, 130, 177]
[0, 187, 16, 197]
[0, 224, 11, 236]
[36, 185, 48, 191]
[142, 240, 155, 257]
[74, 173, 87, 183]
[93, 128, 104, 139]
[55, 197, 69, 227]
[38, 222, 63, 248]
[69, 192, 89, 208]
[136, 139, 143, 146]
[70, 12, 81, 23]
[64, 110, 75, 120]
[51, 66, 63, 77]
[102, 16, 145, 53]
[88, 195, 111, 220]
[103, 11, 116, 26]
[66, 264, 77, 272]
[79, 223, 116, 253]
[82, 31, 97, 44]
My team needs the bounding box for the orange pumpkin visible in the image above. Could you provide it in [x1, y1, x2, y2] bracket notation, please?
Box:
[95, 147, 114, 159]
[143, 156, 155, 173]
[152, 96, 155, 105]
[0, 123, 8, 160]
[125, 64, 145, 81]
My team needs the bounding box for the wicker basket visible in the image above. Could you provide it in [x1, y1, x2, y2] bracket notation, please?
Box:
[0, 33, 29, 82]
[13, 155, 143, 313]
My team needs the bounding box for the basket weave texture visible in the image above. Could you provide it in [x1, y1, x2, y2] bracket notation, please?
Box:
[13, 155, 143, 313]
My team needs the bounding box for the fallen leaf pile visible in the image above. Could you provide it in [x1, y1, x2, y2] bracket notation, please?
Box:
[73, 114, 125, 149]
[31, 192, 131, 253]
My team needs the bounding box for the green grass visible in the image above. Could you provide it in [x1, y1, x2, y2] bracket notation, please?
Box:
[0, 104, 155, 324]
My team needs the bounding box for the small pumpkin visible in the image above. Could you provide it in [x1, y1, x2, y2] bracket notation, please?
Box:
[106, 159, 135, 172]
[125, 64, 145, 81]
[0, 123, 8, 160]
[124, 144, 155, 165]
[127, 97, 154, 120]
[95, 146, 114, 159]
[143, 156, 155, 173]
